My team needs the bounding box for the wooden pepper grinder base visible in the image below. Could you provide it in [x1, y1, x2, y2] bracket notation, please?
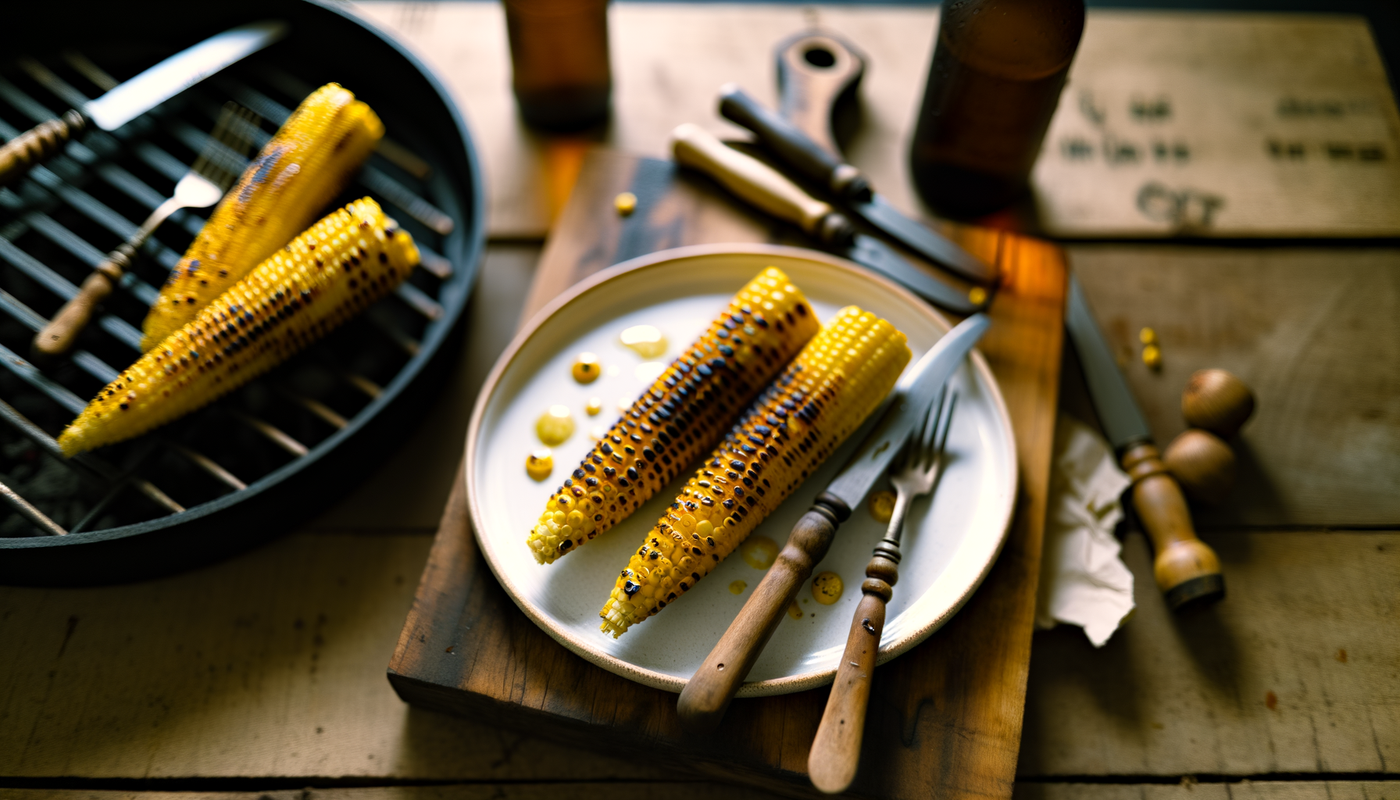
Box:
[1122, 442, 1225, 610]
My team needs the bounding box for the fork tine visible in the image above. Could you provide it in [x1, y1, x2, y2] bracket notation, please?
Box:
[917, 386, 947, 469]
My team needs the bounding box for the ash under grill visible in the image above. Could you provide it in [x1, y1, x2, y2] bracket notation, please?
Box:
[0, 46, 471, 544]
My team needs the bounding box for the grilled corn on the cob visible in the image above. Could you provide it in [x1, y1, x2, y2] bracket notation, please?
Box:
[58, 198, 418, 456]
[140, 83, 383, 350]
[599, 306, 911, 637]
[527, 267, 821, 565]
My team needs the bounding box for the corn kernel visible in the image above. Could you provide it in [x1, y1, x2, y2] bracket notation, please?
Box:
[614, 191, 637, 216]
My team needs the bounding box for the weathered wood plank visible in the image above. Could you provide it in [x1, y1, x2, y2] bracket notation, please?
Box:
[1018, 530, 1400, 778]
[1069, 246, 1400, 527]
[0, 530, 658, 781]
[1015, 782, 1400, 800]
[0, 787, 784, 800]
[350, 3, 1400, 239]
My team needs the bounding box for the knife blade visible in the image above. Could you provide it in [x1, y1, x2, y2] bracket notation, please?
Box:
[671, 123, 988, 314]
[677, 312, 990, 734]
[0, 19, 288, 188]
[1065, 274, 1225, 610]
[719, 84, 995, 286]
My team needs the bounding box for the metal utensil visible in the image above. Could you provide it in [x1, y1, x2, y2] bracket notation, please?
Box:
[1066, 275, 1224, 609]
[0, 20, 286, 187]
[808, 388, 957, 794]
[677, 312, 990, 733]
[32, 102, 260, 360]
[670, 123, 988, 314]
[719, 84, 994, 286]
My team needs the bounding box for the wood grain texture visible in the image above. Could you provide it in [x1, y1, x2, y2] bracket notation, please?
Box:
[1068, 245, 1400, 527]
[1018, 530, 1400, 778]
[350, 3, 1400, 239]
[1015, 782, 1400, 800]
[387, 149, 1067, 800]
[0, 788, 782, 800]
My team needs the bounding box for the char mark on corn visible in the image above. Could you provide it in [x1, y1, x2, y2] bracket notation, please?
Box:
[58, 198, 419, 456]
[526, 267, 821, 565]
[598, 305, 912, 637]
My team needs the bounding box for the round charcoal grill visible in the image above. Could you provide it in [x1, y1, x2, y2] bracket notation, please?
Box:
[0, 2, 485, 584]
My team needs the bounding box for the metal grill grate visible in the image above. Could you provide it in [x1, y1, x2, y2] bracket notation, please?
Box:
[0, 46, 470, 542]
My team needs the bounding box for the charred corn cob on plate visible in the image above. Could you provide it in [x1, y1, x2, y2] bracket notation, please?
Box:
[467, 245, 1016, 696]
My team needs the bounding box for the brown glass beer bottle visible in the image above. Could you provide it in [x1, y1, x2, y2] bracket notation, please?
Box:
[504, 0, 612, 131]
[908, 0, 1084, 216]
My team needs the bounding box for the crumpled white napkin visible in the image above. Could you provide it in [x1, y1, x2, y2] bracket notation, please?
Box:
[1034, 414, 1136, 647]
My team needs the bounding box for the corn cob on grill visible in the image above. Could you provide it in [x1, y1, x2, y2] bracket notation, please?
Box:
[58, 198, 419, 456]
[527, 267, 821, 565]
[140, 83, 384, 351]
[599, 306, 911, 638]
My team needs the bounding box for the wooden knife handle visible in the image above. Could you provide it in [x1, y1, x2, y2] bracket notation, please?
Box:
[32, 240, 135, 360]
[808, 547, 898, 794]
[677, 491, 851, 734]
[719, 83, 869, 202]
[0, 109, 87, 188]
[671, 122, 848, 244]
[1122, 442, 1226, 609]
[775, 32, 865, 158]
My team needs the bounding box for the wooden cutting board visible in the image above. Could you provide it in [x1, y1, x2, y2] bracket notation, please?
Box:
[388, 149, 1067, 800]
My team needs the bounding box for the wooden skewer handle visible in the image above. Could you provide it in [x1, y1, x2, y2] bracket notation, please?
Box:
[677, 491, 851, 734]
[1121, 442, 1226, 609]
[808, 546, 899, 794]
[32, 241, 135, 360]
[0, 110, 87, 188]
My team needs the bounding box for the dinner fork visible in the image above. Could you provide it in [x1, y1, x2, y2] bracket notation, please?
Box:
[32, 102, 260, 359]
[808, 387, 958, 795]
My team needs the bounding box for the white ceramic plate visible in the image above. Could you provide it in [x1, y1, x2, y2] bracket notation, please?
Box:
[466, 244, 1016, 696]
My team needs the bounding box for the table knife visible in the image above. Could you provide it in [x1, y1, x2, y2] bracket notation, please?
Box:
[671, 123, 988, 314]
[0, 19, 288, 188]
[677, 312, 991, 734]
[1066, 275, 1225, 609]
[719, 84, 994, 286]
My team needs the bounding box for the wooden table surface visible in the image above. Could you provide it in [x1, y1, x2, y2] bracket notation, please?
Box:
[2, 4, 1396, 800]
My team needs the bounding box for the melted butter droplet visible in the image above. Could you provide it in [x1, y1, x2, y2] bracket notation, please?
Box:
[741, 536, 779, 569]
[812, 572, 844, 605]
[572, 352, 601, 384]
[536, 405, 575, 446]
[868, 490, 896, 524]
[728, 580, 747, 595]
[787, 600, 804, 620]
[585, 397, 603, 416]
[619, 324, 668, 359]
[525, 448, 553, 480]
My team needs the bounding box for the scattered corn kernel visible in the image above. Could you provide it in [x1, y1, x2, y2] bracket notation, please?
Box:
[526, 449, 554, 481]
[968, 286, 988, 306]
[868, 490, 896, 524]
[585, 397, 603, 416]
[728, 580, 747, 595]
[536, 405, 575, 446]
[1140, 326, 1158, 345]
[812, 572, 844, 605]
[572, 352, 601, 383]
[787, 601, 804, 620]
[1143, 343, 1162, 369]
[614, 191, 638, 216]
[599, 306, 912, 636]
[619, 324, 667, 358]
[525, 268, 821, 565]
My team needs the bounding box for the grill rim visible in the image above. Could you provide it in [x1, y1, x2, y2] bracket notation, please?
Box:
[0, 0, 486, 580]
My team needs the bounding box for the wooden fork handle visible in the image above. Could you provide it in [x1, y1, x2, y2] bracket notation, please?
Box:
[0, 110, 88, 188]
[677, 491, 851, 734]
[32, 240, 136, 360]
[809, 547, 899, 793]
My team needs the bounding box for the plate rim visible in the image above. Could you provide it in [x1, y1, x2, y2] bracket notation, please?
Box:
[464, 242, 1017, 696]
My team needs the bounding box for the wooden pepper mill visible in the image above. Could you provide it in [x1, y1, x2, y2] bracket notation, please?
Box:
[1163, 369, 1256, 506]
